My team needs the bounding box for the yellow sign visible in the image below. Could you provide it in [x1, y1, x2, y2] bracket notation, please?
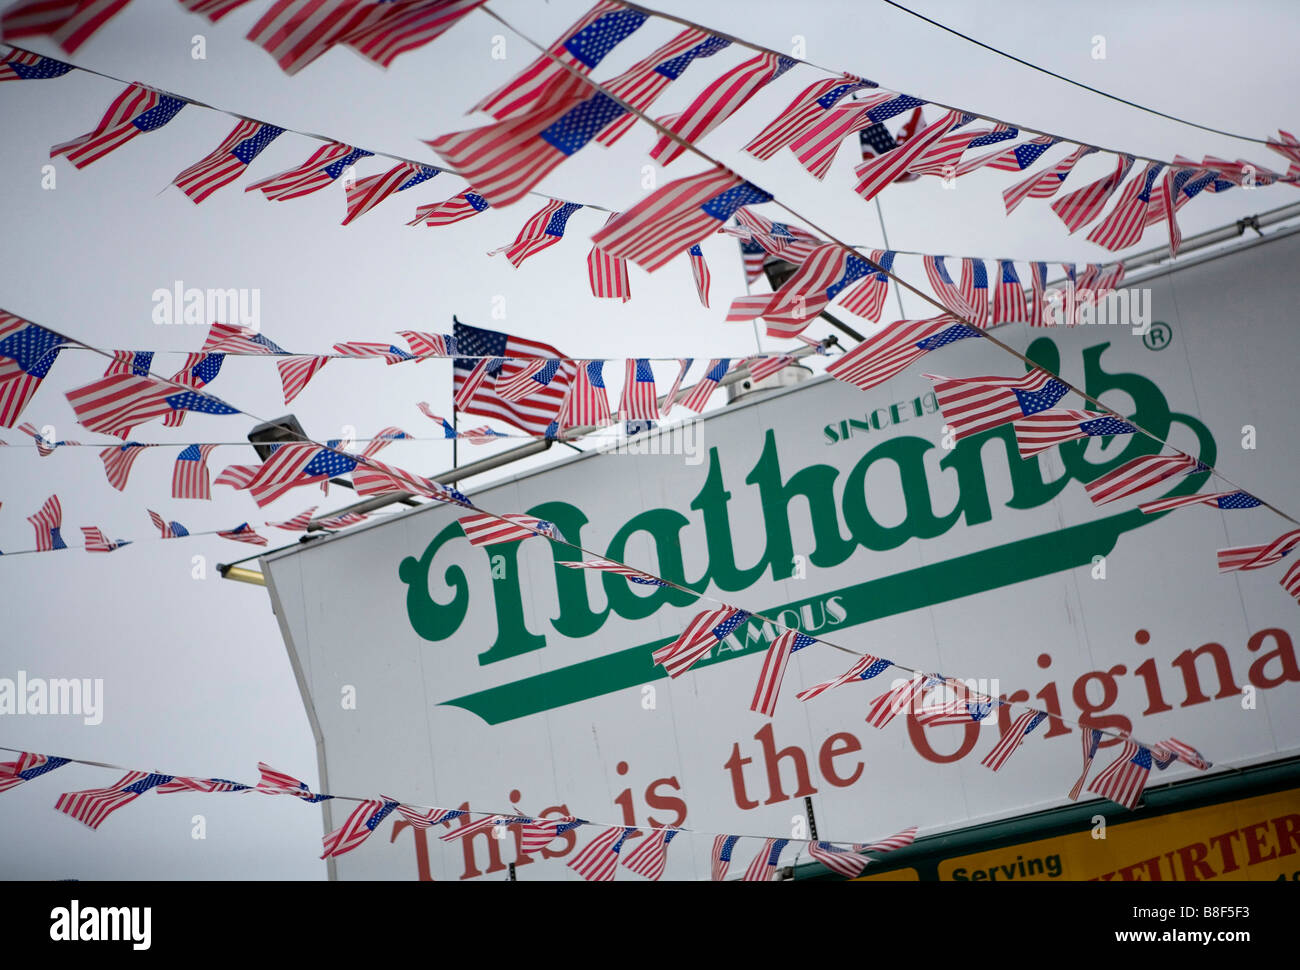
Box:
[855, 867, 919, 881]
[935, 789, 1300, 882]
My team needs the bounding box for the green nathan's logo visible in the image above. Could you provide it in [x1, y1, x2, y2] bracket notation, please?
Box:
[398, 338, 1215, 724]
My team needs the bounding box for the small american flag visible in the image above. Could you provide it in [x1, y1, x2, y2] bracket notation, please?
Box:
[650, 52, 797, 166]
[171, 443, 218, 500]
[907, 123, 1016, 178]
[652, 606, 737, 664]
[342, 0, 488, 69]
[926, 369, 1070, 442]
[560, 359, 612, 428]
[1088, 741, 1152, 810]
[743, 837, 789, 881]
[732, 245, 877, 339]
[557, 557, 666, 587]
[655, 608, 749, 679]
[173, 120, 284, 203]
[389, 801, 464, 829]
[1267, 129, 1300, 166]
[591, 168, 773, 273]
[19, 421, 78, 456]
[588, 213, 631, 301]
[255, 762, 331, 802]
[408, 189, 490, 227]
[1028, 260, 1049, 325]
[675, 358, 732, 413]
[50, 82, 186, 168]
[1156, 738, 1212, 771]
[750, 630, 814, 717]
[217, 442, 358, 507]
[745, 354, 794, 384]
[0, 312, 65, 428]
[711, 834, 740, 880]
[620, 359, 658, 420]
[568, 825, 635, 881]
[1052, 154, 1136, 233]
[1084, 453, 1203, 506]
[958, 134, 1058, 177]
[597, 28, 730, 147]
[474, 1, 646, 120]
[332, 341, 414, 365]
[156, 776, 250, 794]
[853, 109, 963, 201]
[739, 238, 767, 284]
[98, 442, 150, 491]
[0, 44, 72, 81]
[1139, 490, 1261, 514]
[56, 771, 174, 830]
[317, 512, 367, 529]
[807, 841, 869, 878]
[104, 349, 154, 377]
[661, 357, 693, 415]
[81, 526, 128, 552]
[981, 709, 1047, 771]
[1087, 161, 1165, 251]
[1013, 410, 1137, 458]
[179, 1, 254, 23]
[825, 316, 974, 393]
[744, 74, 870, 159]
[1, 0, 132, 54]
[321, 798, 399, 858]
[279, 356, 329, 404]
[1216, 529, 1300, 572]
[66, 373, 239, 438]
[854, 825, 919, 854]
[1069, 727, 1103, 800]
[200, 321, 287, 355]
[1284, 560, 1300, 606]
[27, 493, 65, 551]
[836, 249, 894, 321]
[148, 509, 189, 539]
[343, 162, 440, 224]
[0, 752, 70, 792]
[958, 258, 989, 326]
[246, 0, 484, 74]
[519, 816, 587, 853]
[161, 352, 225, 429]
[789, 93, 895, 180]
[430, 89, 627, 208]
[247, 142, 373, 201]
[622, 827, 679, 880]
[865, 674, 934, 729]
[454, 321, 573, 435]
[795, 653, 891, 702]
[360, 427, 411, 458]
[399, 331, 455, 359]
[1003, 144, 1098, 213]
[458, 512, 557, 546]
[687, 245, 711, 307]
[218, 523, 267, 546]
[991, 260, 1030, 324]
[731, 207, 821, 263]
[350, 458, 470, 507]
[490, 199, 583, 268]
[924, 255, 975, 318]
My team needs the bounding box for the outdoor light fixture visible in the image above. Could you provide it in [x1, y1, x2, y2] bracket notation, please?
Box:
[760, 257, 864, 342]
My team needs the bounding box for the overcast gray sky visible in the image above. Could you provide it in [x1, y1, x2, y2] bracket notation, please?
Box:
[1, 0, 1297, 879]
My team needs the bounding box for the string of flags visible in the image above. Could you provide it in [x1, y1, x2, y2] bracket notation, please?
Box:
[0, 746, 919, 880]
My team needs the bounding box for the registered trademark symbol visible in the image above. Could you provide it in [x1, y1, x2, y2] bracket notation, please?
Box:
[1143, 321, 1172, 351]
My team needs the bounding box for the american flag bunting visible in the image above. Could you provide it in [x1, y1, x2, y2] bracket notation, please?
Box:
[560, 359, 612, 428]
[27, 493, 65, 551]
[1087, 741, 1152, 810]
[588, 212, 632, 301]
[0, 44, 73, 80]
[0, 312, 66, 427]
[1086, 161, 1165, 251]
[66, 373, 239, 438]
[148, 509, 189, 539]
[1069, 727, 1103, 800]
[1003, 144, 1098, 213]
[1139, 490, 1262, 514]
[408, 189, 491, 227]
[568, 825, 635, 881]
[958, 258, 989, 326]
[744, 74, 873, 160]
[50, 82, 186, 168]
[1216, 529, 1300, 572]
[795, 653, 892, 701]
[81, 525, 129, 552]
[675, 357, 731, 413]
[712, 834, 740, 880]
[246, 142, 374, 201]
[1051, 153, 1135, 233]
[55, 771, 174, 830]
[98, 441, 150, 490]
[1083, 453, 1204, 506]
[1, 0, 132, 54]
[619, 358, 658, 420]
[622, 827, 679, 880]
[453, 321, 573, 435]
[255, 762, 331, 802]
[825, 316, 974, 393]
[342, 162, 440, 224]
[490, 199, 583, 267]
[0, 752, 71, 792]
[687, 244, 711, 307]
[458, 512, 557, 546]
[926, 369, 1070, 442]
[807, 841, 869, 878]
[750, 630, 814, 716]
[742, 837, 789, 881]
[321, 798, 399, 858]
[172, 119, 284, 203]
[980, 709, 1048, 771]
[1012, 409, 1137, 458]
[991, 259, 1030, 324]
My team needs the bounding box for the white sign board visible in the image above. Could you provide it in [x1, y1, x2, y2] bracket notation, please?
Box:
[264, 229, 1300, 880]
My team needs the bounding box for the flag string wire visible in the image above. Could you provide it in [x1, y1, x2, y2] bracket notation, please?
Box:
[4, 311, 1199, 765]
[875, 0, 1275, 146]
[477, 2, 1300, 530]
